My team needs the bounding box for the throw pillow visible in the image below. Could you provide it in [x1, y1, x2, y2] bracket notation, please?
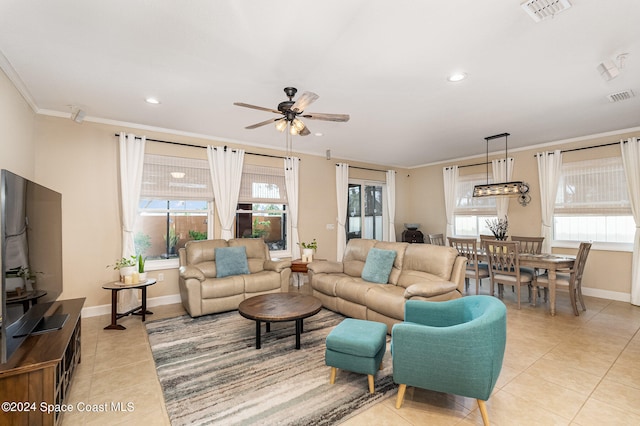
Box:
[215, 246, 250, 278]
[361, 247, 397, 284]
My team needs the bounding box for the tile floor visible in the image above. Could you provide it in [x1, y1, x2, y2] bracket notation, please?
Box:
[64, 282, 640, 425]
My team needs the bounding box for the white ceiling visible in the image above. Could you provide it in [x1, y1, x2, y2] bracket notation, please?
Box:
[1, 0, 639, 168]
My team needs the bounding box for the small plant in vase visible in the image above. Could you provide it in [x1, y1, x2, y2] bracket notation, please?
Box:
[486, 217, 509, 240]
[138, 254, 147, 282]
[299, 239, 317, 262]
[107, 255, 138, 283]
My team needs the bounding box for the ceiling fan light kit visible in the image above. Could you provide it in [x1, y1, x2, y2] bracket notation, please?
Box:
[472, 132, 531, 206]
[234, 86, 349, 138]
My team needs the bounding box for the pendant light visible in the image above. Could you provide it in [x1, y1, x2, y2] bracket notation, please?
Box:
[473, 133, 531, 206]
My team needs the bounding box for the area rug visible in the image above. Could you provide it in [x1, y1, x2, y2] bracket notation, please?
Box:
[145, 309, 396, 425]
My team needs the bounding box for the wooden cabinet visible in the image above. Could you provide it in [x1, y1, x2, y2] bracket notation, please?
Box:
[0, 298, 84, 426]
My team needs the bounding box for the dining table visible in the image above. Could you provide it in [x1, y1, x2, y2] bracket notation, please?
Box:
[517, 253, 576, 316]
[478, 249, 576, 316]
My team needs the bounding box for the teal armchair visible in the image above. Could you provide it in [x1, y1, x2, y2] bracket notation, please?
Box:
[392, 296, 506, 425]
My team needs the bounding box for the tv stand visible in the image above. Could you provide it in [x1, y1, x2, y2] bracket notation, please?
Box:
[0, 298, 84, 426]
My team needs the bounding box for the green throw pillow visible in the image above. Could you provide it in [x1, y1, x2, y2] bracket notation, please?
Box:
[215, 246, 250, 278]
[361, 248, 397, 284]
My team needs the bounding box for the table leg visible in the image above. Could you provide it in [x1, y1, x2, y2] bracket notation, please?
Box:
[295, 319, 302, 350]
[104, 289, 126, 330]
[549, 268, 557, 316]
[140, 287, 153, 321]
[255, 320, 261, 349]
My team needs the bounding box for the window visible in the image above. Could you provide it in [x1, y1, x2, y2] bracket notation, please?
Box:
[453, 173, 497, 237]
[347, 180, 385, 241]
[554, 157, 633, 244]
[235, 164, 289, 255]
[134, 155, 213, 263]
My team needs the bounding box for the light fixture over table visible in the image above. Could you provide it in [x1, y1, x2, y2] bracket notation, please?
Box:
[473, 133, 531, 207]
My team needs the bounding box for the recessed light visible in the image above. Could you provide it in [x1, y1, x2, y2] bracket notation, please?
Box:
[314, 132, 323, 137]
[447, 72, 467, 82]
[170, 172, 185, 179]
[145, 97, 161, 104]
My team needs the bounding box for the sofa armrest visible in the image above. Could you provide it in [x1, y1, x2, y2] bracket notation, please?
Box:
[264, 259, 292, 273]
[179, 265, 206, 281]
[404, 281, 459, 299]
[307, 260, 344, 274]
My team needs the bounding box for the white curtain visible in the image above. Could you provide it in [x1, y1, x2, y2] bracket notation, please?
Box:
[385, 170, 396, 242]
[442, 166, 458, 240]
[284, 157, 301, 260]
[119, 132, 145, 311]
[620, 138, 640, 306]
[336, 163, 349, 261]
[492, 158, 514, 220]
[207, 146, 245, 240]
[536, 150, 562, 253]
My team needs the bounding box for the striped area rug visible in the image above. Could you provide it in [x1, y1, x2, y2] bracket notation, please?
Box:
[146, 309, 396, 425]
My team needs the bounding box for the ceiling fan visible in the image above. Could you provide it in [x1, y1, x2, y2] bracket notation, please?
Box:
[234, 87, 350, 136]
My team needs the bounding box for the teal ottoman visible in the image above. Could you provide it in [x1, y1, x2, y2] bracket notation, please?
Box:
[325, 318, 387, 393]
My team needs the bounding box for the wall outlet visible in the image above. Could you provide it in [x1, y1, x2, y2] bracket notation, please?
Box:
[158, 273, 164, 282]
[326, 223, 335, 230]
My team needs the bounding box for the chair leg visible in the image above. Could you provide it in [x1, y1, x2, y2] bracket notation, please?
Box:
[329, 367, 337, 384]
[368, 374, 375, 394]
[569, 286, 579, 316]
[477, 399, 490, 426]
[577, 287, 587, 312]
[395, 384, 407, 409]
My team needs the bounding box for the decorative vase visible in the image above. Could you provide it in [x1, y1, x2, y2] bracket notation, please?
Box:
[139, 272, 148, 282]
[119, 266, 136, 282]
[302, 248, 314, 262]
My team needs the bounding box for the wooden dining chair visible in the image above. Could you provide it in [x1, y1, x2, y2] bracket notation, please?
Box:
[448, 237, 490, 295]
[533, 242, 592, 316]
[482, 240, 533, 309]
[428, 233, 445, 246]
[510, 236, 545, 279]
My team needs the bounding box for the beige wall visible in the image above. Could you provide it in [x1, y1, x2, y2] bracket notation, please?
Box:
[407, 131, 637, 299]
[0, 69, 36, 177]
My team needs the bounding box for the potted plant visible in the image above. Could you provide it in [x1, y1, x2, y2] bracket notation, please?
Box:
[299, 239, 318, 261]
[138, 254, 148, 282]
[107, 255, 138, 282]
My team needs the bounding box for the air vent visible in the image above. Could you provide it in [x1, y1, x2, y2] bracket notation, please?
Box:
[607, 90, 635, 103]
[521, 0, 572, 22]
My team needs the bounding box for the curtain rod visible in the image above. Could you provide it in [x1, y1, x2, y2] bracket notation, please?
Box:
[533, 140, 629, 157]
[335, 164, 392, 173]
[114, 133, 296, 160]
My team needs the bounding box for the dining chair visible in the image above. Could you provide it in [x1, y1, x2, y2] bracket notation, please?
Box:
[533, 242, 592, 316]
[448, 237, 489, 295]
[482, 240, 534, 309]
[510, 235, 545, 278]
[427, 233, 445, 246]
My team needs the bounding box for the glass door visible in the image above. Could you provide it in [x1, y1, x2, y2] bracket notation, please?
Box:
[347, 181, 384, 241]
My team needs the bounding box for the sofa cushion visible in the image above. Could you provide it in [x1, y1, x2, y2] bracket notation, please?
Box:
[401, 244, 459, 281]
[343, 239, 377, 277]
[372, 241, 408, 284]
[335, 278, 380, 305]
[215, 246, 250, 278]
[229, 238, 268, 273]
[361, 248, 397, 284]
[244, 270, 282, 293]
[365, 285, 407, 321]
[185, 239, 228, 265]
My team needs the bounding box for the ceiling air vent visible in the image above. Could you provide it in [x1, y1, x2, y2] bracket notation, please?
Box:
[521, 0, 572, 22]
[607, 90, 635, 103]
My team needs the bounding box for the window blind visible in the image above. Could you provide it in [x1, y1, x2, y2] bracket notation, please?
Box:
[140, 154, 213, 200]
[555, 156, 631, 215]
[238, 164, 287, 204]
[455, 173, 496, 213]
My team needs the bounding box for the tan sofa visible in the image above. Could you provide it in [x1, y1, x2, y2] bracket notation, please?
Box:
[307, 239, 466, 332]
[178, 238, 291, 317]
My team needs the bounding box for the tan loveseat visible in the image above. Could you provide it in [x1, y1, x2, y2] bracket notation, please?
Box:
[307, 239, 466, 331]
[178, 238, 291, 317]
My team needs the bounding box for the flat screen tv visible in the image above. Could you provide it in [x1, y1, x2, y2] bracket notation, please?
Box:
[1, 169, 66, 364]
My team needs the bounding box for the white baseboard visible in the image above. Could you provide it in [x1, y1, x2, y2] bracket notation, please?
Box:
[81, 293, 182, 318]
[581, 287, 630, 303]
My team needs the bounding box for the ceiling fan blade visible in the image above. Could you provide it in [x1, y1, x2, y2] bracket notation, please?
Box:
[245, 117, 280, 129]
[301, 112, 350, 122]
[291, 91, 319, 113]
[234, 102, 281, 115]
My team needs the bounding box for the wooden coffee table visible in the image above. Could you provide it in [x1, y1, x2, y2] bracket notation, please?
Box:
[238, 293, 322, 350]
